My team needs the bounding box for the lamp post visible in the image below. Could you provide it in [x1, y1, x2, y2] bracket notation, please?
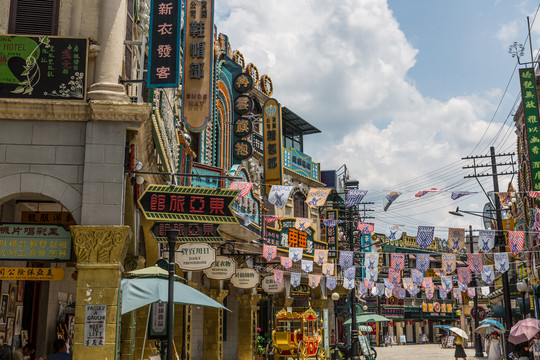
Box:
[332, 292, 340, 360]
[468, 225, 483, 358]
[166, 229, 179, 360]
[516, 281, 529, 320]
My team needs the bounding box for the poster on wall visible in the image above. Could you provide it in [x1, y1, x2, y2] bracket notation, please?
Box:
[84, 305, 106, 347]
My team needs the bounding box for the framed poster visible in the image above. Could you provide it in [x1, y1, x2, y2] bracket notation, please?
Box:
[0, 294, 8, 327]
[16, 281, 24, 302]
[7, 284, 17, 315]
[5, 317, 14, 346]
[14, 306, 23, 336]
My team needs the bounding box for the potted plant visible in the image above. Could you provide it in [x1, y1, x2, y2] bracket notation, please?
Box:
[256, 327, 271, 360]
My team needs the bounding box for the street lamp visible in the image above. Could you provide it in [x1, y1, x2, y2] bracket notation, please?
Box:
[331, 292, 340, 360]
[165, 229, 179, 360]
[516, 281, 529, 319]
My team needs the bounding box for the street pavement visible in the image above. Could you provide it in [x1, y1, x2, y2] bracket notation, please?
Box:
[374, 343, 483, 359]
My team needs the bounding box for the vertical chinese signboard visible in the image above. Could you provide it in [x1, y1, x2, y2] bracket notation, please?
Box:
[263, 98, 284, 196]
[519, 68, 540, 190]
[147, 0, 181, 87]
[325, 210, 338, 259]
[181, 0, 214, 132]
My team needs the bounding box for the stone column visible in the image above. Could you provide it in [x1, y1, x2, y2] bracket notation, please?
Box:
[236, 294, 261, 360]
[71, 225, 131, 360]
[87, 0, 130, 101]
[202, 289, 228, 360]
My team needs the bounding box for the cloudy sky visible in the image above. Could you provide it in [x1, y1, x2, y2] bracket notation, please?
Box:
[215, 0, 539, 237]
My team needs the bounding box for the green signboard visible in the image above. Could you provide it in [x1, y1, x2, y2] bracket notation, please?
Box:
[519, 68, 540, 190]
[0, 223, 71, 260]
[0, 35, 88, 100]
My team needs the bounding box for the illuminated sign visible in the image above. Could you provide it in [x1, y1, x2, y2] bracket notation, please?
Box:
[0, 224, 71, 261]
[519, 68, 540, 190]
[263, 98, 284, 196]
[283, 147, 320, 181]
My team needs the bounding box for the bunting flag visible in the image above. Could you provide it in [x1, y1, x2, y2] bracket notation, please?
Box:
[392, 286, 402, 298]
[388, 269, 401, 285]
[301, 260, 313, 273]
[467, 287, 476, 298]
[433, 268, 446, 278]
[274, 269, 283, 284]
[383, 191, 402, 211]
[385, 287, 393, 298]
[322, 263, 334, 276]
[494, 253, 509, 273]
[364, 253, 379, 271]
[409, 286, 420, 297]
[358, 284, 368, 295]
[326, 276, 337, 290]
[403, 278, 415, 291]
[478, 230, 495, 252]
[422, 277, 434, 289]
[411, 269, 424, 286]
[314, 249, 328, 266]
[228, 181, 254, 199]
[468, 254, 483, 273]
[371, 285, 380, 296]
[290, 272, 301, 287]
[496, 192, 513, 206]
[386, 225, 403, 241]
[442, 254, 456, 274]
[415, 253, 430, 272]
[280, 257, 292, 269]
[268, 185, 294, 208]
[343, 266, 356, 281]
[384, 278, 395, 290]
[357, 222, 375, 234]
[416, 226, 435, 249]
[391, 253, 405, 271]
[480, 286, 491, 296]
[529, 191, 540, 198]
[439, 288, 448, 300]
[365, 269, 378, 283]
[441, 276, 453, 292]
[448, 228, 465, 252]
[376, 283, 385, 296]
[398, 287, 407, 299]
[363, 279, 374, 290]
[343, 278, 355, 290]
[415, 188, 441, 198]
[453, 288, 462, 299]
[508, 231, 525, 255]
[265, 215, 283, 224]
[346, 189, 368, 207]
[263, 245, 277, 261]
[458, 281, 467, 292]
[308, 274, 321, 288]
[425, 287, 435, 300]
[306, 188, 332, 207]
[339, 251, 354, 270]
[457, 267, 471, 285]
[323, 219, 343, 227]
[451, 191, 478, 200]
[481, 265, 495, 284]
[294, 217, 313, 231]
[288, 247, 303, 262]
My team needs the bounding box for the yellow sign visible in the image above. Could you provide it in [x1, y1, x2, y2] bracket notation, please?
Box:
[422, 302, 427, 312]
[502, 218, 515, 231]
[0, 267, 64, 281]
[428, 303, 434, 312]
[447, 304, 452, 313]
[263, 98, 284, 196]
[441, 304, 447, 313]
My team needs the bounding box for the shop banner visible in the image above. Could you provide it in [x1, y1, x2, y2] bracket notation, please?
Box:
[519, 68, 540, 190]
[0, 267, 64, 281]
[203, 256, 236, 280]
[176, 243, 215, 270]
[231, 268, 259, 289]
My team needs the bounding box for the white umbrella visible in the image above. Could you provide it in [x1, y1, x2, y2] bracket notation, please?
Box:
[475, 324, 500, 335]
[449, 327, 468, 340]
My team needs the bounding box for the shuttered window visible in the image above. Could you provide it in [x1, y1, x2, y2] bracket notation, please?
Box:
[9, 0, 59, 35]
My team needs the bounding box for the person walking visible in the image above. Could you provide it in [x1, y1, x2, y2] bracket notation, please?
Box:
[454, 335, 467, 360]
[487, 332, 502, 360]
[530, 332, 540, 360]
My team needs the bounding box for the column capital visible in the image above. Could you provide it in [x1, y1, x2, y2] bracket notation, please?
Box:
[70, 225, 131, 268]
[310, 299, 329, 310]
[235, 293, 261, 308]
[202, 289, 229, 304]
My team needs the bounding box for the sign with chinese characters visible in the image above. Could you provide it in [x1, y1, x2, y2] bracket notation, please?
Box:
[149, 302, 167, 339]
[260, 74, 273, 96]
[0, 267, 64, 281]
[233, 72, 253, 93]
[325, 210, 338, 259]
[263, 218, 326, 258]
[283, 147, 320, 181]
[0, 224, 71, 261]
[231, 268, 259, 289]
[380, 307, 404, 318]
[137, 185, 240, 224]
[262, 275, 285, 293]
[191, 162, 224, 189]
[151, 222, 222, 243]
[233, 118, 253, 138]
[181, 0, 214, 131]
[0, 35, 88, 100]
[519, 68, 540, 190]
[321, 171, 338, 188]
[84, 305, 106, 347]
[263, 98, 284, 196]
[176, 243, 216, 270]
[252, 133, 263, 154]
[234, 95, 253, 115]
[204, 255, 236, 280]
[233, 139, 253, 161]
[147, 0, 181, 87]
[20, 211, 76, 227]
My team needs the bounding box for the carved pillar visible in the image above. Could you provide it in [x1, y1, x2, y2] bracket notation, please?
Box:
[202, 289, 229, 360]
[70, 225, 131, 360]
[236, 294, 262, 360]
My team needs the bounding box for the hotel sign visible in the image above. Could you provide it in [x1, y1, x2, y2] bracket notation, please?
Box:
[181, 0, 214, 132]
[263, 98, 284, 196]
[519, 68, 540, 190]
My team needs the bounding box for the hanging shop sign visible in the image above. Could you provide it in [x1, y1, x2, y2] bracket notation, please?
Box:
[283, 147, 321, 181]
[263, 98, 284, 196]
[0, 267, 64, 281]
[233, 72, 253, 93]
[203, 256, 236, 280]
[84, 305, 106, 347]
[181, 0, 214, 131]
[260, 74, 273, 96]
[151, 222, 223, 243]
[233, 118, 253, 138]
[148, 302, 167, 339]
[262, 275, 285, 293]
[0, 223, 71, 261]
[138, 185, 240, 224]
[231, 268, 259, 289]
[263, 218, 326, 258]
[519, 68, 540, 191]
[176, 243, 216, 271]
[233, 140, 253, 161]
[0, 35, 88, 100]
[252, 133, 263, 155]
[325, 210, 338, 259]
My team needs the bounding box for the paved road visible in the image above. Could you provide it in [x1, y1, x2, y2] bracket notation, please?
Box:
[375, 343, 483, 359]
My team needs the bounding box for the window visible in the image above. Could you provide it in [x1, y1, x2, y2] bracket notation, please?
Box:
[9, 0, 60, 35]
[293, 192, 308, 218]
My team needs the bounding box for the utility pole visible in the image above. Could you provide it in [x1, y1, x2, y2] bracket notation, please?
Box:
[462, 146, 517, 356]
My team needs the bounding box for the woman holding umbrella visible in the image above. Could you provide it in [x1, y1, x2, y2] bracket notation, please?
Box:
[486, 331, 502, 360]
[454, 335, 467, 360]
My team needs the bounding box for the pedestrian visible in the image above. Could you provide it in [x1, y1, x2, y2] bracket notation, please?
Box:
[0, 344, 12, 360]
[530, 332, 540, 360]
[487, 332, 502, 360]
[454, 335, 467, 360]
[514, 341, 531, 360]
[47, 339, 71, 360]
[13, 343, 36, 360]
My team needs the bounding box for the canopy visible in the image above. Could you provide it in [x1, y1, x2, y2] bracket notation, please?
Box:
[343, 313, 390, 325]
[508, 318, 540, 345]
[448, 327, 468, 340]
[120, 277, 229, 315]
